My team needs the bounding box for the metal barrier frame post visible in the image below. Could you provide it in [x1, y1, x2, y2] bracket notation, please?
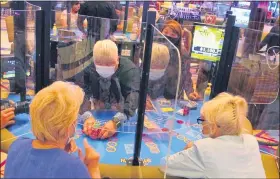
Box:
[132, 10, 156, 166]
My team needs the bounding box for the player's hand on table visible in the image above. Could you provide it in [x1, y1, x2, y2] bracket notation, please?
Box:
[83, 117, 96, 136]
[78, 139, 101, 178]
[189, 92, 200, 101]
[78, 139, 100, 168]
[98, 120, 117, 139]
[184, 141, 193, 150]
[1, 108, 15, 129]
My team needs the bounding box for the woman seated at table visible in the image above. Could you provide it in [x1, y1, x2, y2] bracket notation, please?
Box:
[161, 92, 265, 178]
[4, 81, 101, 178]
[160, 20, 199, 100]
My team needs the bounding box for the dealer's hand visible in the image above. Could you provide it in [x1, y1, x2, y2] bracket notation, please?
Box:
[184, 141, 194, 150]
[98, 120, 117, 139]
[189, 92, 200, 101]
[82, 117, 96, 136]
[1, 108, 15, 129]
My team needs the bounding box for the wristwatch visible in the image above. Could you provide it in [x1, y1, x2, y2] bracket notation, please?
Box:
[79, 111, 93, 124]
[112, 117, 122, 129]
[112, 112, 128, 128]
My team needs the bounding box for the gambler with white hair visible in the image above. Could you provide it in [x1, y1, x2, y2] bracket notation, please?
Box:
[75, 39, 141, 140]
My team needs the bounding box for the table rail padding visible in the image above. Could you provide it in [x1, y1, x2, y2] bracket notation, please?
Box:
[0, 128, 16, 153]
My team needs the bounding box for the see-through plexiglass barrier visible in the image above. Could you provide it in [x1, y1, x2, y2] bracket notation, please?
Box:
[139, 25, 182, 172]
[228, 27, 279, 105]
[227, 27, 279, 155]
[50, 13, 144, 80]
[1, 4, 42, 152]
[158, 23, 225, 178]
[48, 14, 145, 167]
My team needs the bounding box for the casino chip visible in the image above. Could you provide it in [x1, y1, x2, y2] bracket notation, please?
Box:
[83, 121, 102, 140]
[176, 120, 184, 124]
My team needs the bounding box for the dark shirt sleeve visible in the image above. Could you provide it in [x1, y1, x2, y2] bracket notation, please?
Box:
[110, 1, 122, 10]
[109, 4, 118, 19]
[83, 66, 93, 99]
[120, 69, 140, 117]
[77, 2, 88, 34]
[107, 3, 118, 33]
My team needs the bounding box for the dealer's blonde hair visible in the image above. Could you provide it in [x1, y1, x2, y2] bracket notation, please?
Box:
[151, 43, 170, 69]
[93, 39, 118, 65]
[30, 81, 84, 142]
[201, 92, 248, 136]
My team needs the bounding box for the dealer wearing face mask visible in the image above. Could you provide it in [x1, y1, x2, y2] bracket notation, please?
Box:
[79, 40, 140, 139]
[161, 93, 265, 178]
[147, 43, 170, 99]
[161, 20, 199, 100]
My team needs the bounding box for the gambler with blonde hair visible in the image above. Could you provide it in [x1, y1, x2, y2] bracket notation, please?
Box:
[200, 92, 248, 137]
[162, 92, 265, 178]
[30, 81, 84, 143]
[4, 81, 101, 178]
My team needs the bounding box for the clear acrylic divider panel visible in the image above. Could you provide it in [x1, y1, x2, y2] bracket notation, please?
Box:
[1, 8, 42, 149]
[49, 14, 146, 166]
[137, 25, 183, 176]
[181, 23, 224, 98]
[227, 27, 279, 151]
[156, 23, 226, 177]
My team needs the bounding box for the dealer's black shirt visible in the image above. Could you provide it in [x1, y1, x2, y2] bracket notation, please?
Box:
[69, 58, 140, 118]
[78, 1, 118, 37]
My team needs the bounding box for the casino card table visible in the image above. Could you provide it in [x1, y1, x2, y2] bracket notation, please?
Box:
[4, 95, 279, 178]
[6, 94, 203, 166]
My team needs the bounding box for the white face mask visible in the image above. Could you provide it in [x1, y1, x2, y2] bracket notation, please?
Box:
[149, 69, 165, 80]
[96, 65, 115, 78]
[66, 124, 76, 145]
[198, 123, 212, 138]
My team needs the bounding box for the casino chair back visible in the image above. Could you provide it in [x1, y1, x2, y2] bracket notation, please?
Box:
[239, 118, 279, 177]
[241, 117, 253, 135]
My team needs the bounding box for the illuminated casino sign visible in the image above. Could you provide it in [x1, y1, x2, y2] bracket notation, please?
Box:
[168, 6, 201, 21]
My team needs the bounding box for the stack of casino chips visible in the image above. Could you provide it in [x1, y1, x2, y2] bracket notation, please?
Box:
[83, 121, 101, 140]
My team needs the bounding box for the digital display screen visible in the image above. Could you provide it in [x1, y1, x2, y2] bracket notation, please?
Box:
[238, 2, 251, 8]
[1, 60, 30, 79]
[191, 25, 225, 62]
[3, 71, 30, 79]
[231, 7, 251, 28]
